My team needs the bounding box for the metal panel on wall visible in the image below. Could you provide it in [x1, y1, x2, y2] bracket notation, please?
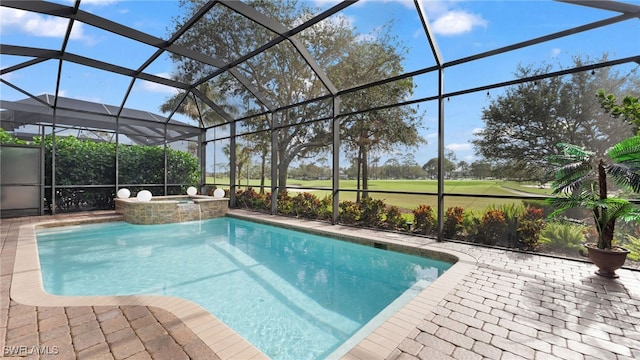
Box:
[0, 145, 41, 217]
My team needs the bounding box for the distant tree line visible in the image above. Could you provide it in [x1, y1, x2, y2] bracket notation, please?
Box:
[285, 157, 497, 181]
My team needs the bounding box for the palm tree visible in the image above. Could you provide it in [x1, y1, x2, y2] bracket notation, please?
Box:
[160, 82, 234, 127]
[160, 82, 237, 183]
[222, 143, 251, 187]
[547, 136, 640, 249]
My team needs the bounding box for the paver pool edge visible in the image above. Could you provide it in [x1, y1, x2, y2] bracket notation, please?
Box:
[11, 210, 477, 360]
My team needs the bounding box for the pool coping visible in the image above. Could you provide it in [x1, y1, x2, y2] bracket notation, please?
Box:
[11, 210, 477, 360]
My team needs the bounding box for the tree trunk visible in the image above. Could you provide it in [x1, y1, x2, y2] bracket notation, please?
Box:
[259, 150, 266, 194]
[600, 219, 616, 249]
[356, 148, 362, 203]
[597, 159, 614, 249]
[277, 148, 291, 193]
[362, 146, 369, 199]
[598, 159, 607, 200]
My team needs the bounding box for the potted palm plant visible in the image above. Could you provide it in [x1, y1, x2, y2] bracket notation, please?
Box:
[548, 90, 640, 278]
[547, 135, 640, 277]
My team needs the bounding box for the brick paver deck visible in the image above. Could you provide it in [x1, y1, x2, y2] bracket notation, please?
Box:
[2, 210, 639, 359]
[389, 242, 640, 360]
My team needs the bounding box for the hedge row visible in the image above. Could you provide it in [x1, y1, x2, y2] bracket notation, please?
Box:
[234, 188, 548, 251]
[35, 135, 199, 212]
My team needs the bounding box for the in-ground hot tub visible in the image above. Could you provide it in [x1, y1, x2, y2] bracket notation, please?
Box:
[115, 195, 228, 224]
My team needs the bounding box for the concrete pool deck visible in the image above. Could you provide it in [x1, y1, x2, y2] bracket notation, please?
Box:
[1, 210, 639, 359]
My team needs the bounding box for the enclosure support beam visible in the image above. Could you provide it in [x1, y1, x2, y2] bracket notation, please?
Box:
[163, 124, 168, 196]
[332, 96, 341, 225]
[199, 130, 206, 192]
[115, 115, 120, 197]
[50, 118, 56, 215]
[229, 121, 237, 207]
[416, 0, 445, 241]
[39, 125, 45, 216]
[436, 69, 445, 242]
[270, 112, 278, 215]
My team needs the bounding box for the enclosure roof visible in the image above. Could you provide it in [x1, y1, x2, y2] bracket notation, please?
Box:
[1, 0, 639, 139]
[0, 95, 200, 145]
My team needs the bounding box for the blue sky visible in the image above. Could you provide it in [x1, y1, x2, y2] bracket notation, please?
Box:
[1, 0, 639, 168]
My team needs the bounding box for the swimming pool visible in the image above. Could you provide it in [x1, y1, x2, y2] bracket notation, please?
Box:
[36, 217, 452, 359]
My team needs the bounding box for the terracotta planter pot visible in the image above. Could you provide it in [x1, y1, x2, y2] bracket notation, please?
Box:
[585, 243, 630, 278]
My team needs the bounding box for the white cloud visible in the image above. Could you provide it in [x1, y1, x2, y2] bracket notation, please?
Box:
[446, 143, 472, 151]
[431, 10, 487, 36]
[472, 128, 484, 135]
[0, 8, 92, 43]
[412, 1, 489, 36]
[550, 48, 561, 58]
[335, 0, 487, 37]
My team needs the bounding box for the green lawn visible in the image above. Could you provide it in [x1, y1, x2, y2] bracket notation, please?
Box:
[207, 177, 551, 212]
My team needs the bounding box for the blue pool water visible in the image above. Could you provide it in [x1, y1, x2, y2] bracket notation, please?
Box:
[37, 217, 452, 359]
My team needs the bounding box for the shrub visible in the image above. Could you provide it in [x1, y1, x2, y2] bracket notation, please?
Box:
[235, 188, 253, 208]
[475, 208, 507, 245]
[317, 195, 333, 221]
[384, 205, 408, 231]
[0, 128, 26, 144]
[359, 197, 385, 228]
[516, 207, 546, 251]
[539, 221, 587, 256]
[412, 204, 435, 235]
[339, 201, 360, 224]
[290, 192, 322, 219]
[522, 199, 555, 218]
[622, 234, 640, 261]
[235, 188, 269, 210]
[236, 190, 331, 222]
[52, 188, 114, 212]
[276, 191, 292, 215]
[493, 204, 525, 247]
[444, 206, 465, 239]
[461, 209, 480, 238]
[30, 134, 198, 213]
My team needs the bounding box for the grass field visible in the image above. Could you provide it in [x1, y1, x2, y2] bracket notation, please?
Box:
[207, 177, 553, 212]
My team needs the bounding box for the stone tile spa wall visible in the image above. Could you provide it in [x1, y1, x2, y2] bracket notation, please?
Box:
[115, 196, 228, 224]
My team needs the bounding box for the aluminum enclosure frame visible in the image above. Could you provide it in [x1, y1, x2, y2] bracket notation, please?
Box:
[0, 0, 639, 224]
